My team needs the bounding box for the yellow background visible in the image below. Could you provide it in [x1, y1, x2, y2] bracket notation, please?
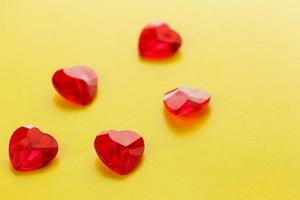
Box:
[0, 0, 300, 199]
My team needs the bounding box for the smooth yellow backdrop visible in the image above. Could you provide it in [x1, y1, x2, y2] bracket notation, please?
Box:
[0, 0, 300, 199]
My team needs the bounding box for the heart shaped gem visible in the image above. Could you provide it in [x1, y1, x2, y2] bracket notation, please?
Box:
[164, 86, 211, 116]
[139, 21, 182, 60]
[52, 66, 98, 105]
[9, 125, 59, 171]
[94, 130, 145, 175]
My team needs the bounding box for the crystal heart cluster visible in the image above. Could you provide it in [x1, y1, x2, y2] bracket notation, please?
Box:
[7, 21, 211, 177]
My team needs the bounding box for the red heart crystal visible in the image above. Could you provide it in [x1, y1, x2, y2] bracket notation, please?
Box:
[139, 21, 182, 60]
[94, 130, 145, 175]
[9, 125, 59, 171]
[164, 86, 211, 116]
[52, 66, 98, 105]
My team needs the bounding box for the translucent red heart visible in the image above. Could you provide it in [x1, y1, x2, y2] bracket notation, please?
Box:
[9, 125, 59, 171]
[94, 130, 145, 175]
[139, 21, 182, 60]
[52, 66, 98, 105]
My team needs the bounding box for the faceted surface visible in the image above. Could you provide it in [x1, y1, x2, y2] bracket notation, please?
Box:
[139, 21, 182, 60]
[52, 66, 98, 105]
[94, 130, 145, 175]
[164, 86, 211, 116]
[9, 125, 59, 171]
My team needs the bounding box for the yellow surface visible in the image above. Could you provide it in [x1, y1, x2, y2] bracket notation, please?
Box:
[0, 0, 300, 199]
